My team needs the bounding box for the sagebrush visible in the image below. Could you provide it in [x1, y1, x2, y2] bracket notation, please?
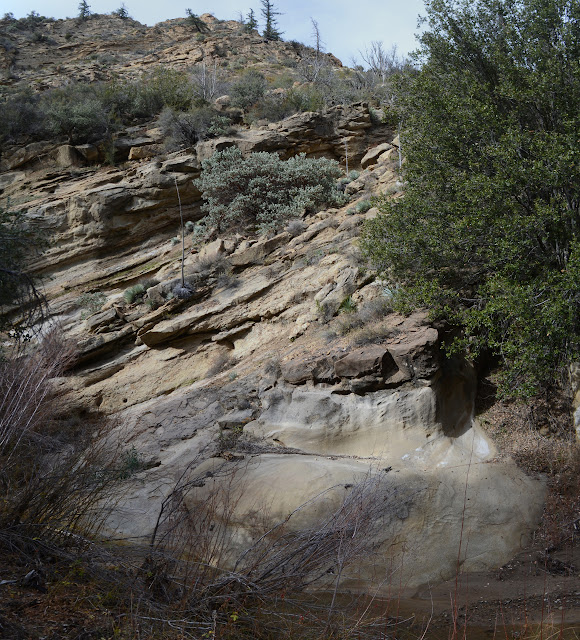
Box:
[195, 147, 343, 234]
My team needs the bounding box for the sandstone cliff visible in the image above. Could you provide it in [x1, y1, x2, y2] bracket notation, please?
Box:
[0, 12, 546, 596]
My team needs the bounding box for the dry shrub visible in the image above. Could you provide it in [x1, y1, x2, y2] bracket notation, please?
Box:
[131, 461, 405, 639]
[0, 330, 120, 554]
[477, 379, 580, 548]
[327, 297, 394, 344]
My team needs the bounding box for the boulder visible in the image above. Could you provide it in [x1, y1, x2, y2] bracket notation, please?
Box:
[281, 355, 337, 385]
[0, 141, 57, 171]
[176, 453, 545, 592]
[128, 145, 159, 160]
[76, 325, 136, 366]
[217, 409, 253, 428]
[198, 238, 227, 263]
[0, 171, 25, 192]
[386, 325, 439, 379]
[214, 94, 231, 110]
[55, 145, 83, 168]
[84, 307, 123, 334]
[334, 345, 397, 378]
[75, 144, 99, 164]
[229, 232, 290, 267]
[195, 103, 394, 166]
[361, 142, 393, 169]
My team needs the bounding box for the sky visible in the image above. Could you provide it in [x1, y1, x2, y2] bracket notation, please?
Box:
[2, 1, 426, 65]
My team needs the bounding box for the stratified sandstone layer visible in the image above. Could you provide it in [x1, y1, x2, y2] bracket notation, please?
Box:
[0, 15, 546, 593]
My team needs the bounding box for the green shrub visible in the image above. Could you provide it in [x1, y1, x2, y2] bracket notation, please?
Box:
[338, 296, 357, 314]
[230, 70, 267, 110]
[77, 291, 106, 313]
[337, 170, 361, 191]
[104, 68, 194, 121]
[14, 11, 48, 30]
[123, 283, 146, 304]
[0, 90, 43, 147]
[355, 199, 372, 213]
[158, 106, 232, 149]
[195, 147, 343, 234]
[42, 83, 111, 144]
[245, 86, 326, 124]
[245, 92, 294, 123]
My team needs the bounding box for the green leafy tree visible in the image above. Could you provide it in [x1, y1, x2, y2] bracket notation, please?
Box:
[78, 1, 91, 20]
[260, 0, 282, 40]
[185, 8, 209, 32]
[360, 0, 580, 398]
[245, 8, 258, 32]
[195, 147, 342, 234]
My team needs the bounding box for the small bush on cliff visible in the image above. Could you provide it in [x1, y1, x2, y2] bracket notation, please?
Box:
[158, 106, 232, 149]
[42, 83, 111, 144]
[104, 69, 194, 121]
[230, 70, 267, 111]
[244, 86, 327, 124]
[78, 291, 106, 314]
[195, 147, 342, 234]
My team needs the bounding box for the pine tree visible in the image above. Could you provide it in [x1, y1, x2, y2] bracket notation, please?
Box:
[78, 1, 90, 20]
[113, 3, 129, 19]
[185, 8, 209, 33]
[260, 0, 282, 41]
[245, 8, 258, 32]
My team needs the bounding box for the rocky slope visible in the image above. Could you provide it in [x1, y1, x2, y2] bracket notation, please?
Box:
[1, 12, 547, 597]
[1, 12, 328, 90]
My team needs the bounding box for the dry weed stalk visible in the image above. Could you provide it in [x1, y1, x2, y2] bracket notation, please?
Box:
[0, 330, 121, 553]
[137, 463, 409, 638]
[0, 330, 74, 457]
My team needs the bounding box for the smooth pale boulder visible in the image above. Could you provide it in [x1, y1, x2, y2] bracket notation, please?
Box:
[179, 452, 545, 593]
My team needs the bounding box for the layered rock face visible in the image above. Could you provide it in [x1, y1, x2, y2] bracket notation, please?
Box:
[102, 313, 544, 592]
[19, 132, 543, 594]
[0, 16, 546, 592]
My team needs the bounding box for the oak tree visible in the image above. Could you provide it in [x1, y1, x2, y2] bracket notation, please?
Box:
[361, 0, 580, 397]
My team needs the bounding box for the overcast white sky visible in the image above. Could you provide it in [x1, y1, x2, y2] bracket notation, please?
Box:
[2, 1, 426, 64]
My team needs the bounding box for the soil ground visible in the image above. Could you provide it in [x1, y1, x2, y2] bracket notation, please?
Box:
[407, 542, 580, 638]
[1, 541, 578, 639]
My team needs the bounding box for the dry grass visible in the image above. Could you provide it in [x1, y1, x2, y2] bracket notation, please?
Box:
[325, 297, 395, 344]
[477, 377, 580, 548]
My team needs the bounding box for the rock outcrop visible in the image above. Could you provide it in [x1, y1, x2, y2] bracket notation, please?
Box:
[0, 13, 547, 596]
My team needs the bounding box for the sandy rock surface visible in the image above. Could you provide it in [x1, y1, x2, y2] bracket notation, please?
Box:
[0, 37, 547, 591]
